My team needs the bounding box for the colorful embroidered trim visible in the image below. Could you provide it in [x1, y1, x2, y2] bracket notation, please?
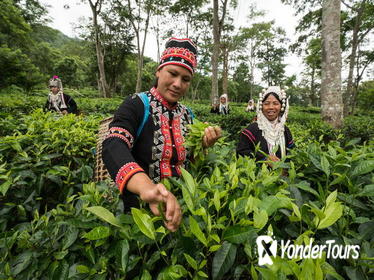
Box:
[161, 47, 197, 67]
[115, 162, 144, 193]
[171, 117, 186, 176]
[160, 114, 173, 178]
[242, 129, 256, 143]
[106, 127, 134, 149]
[287, 140, 295, 148]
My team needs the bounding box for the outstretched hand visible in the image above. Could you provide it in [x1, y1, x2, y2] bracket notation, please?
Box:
[202, 126, 222, 148]
[139, 182, 182, 232]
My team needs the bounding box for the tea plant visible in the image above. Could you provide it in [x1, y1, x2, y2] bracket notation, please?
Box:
[0, 92, 373, 279]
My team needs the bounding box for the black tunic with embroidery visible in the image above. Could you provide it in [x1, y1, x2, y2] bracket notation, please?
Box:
[236, 122, 294, 161]
[102, 88, 193, 209]
[44, 93, 78, 114]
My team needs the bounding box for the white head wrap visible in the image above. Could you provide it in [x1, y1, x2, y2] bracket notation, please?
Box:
[256, 86, 289, 158]
[219, 94, 229, 114]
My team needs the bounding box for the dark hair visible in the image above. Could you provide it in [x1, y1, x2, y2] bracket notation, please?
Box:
[263, 92, 281, 103]
[153, 77, 158, 88]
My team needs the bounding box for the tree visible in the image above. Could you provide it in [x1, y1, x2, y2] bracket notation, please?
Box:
[256, 26, 288, 86]
[54, 57, 79, 87]
[0, 47, 44, 91]
[113, 0, 168, 93]
[100, 6, 134, 93]
[240, 21, 271, 98]
[87, 0, 111, 97]
[342, 0, 374, 115]
[303, 38, 322, 106]
[356, 80, 374, 111]
[13, 0, 48, 25]
[321, 0, 343, 128]
[211, 0, 229, 104]
[283, 0, 373, 115]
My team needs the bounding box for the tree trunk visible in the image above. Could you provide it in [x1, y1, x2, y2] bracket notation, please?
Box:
[310, 65, 318, 106]
[211, 0, 228, 105]
[127, 0, 151, 93]
[344, 0, 366, 116]
[89, 0, 110, 98]
[211, 0, 220, 104]
[321, 0, 343, 128]
[222, 45, 229, 96]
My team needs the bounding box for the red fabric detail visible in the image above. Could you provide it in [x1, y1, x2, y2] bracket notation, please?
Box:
[107, 127, 134, 148]
[160, 47, 197, 68]
[172, 117, 186, 176]
[242, 129, 256, 143]
[106, 133, 132, 148]
[160, 115, 173, 178]
[116, 162, 144, 193]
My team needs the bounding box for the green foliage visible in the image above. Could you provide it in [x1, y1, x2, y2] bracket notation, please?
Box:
[0, 110, 98, 230]
[0, 92, 373, 279]
[357, 80, 374, 111]
[0, 47, 45, 91]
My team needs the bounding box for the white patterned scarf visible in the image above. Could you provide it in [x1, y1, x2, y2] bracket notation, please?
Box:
[48, 91, 67, 113]
[256, 97, 289, 158]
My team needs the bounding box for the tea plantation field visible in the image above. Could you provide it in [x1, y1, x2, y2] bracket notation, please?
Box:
[0, 90, 373, 279]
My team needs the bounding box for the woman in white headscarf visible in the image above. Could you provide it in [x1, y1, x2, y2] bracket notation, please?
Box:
[236, 86, 294, 162]
[44, 76, 78, 115]
[219, 94, 230, 115]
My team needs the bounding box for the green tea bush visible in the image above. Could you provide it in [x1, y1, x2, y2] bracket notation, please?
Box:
[0, 110, 99, 231]
[0, 93, 373, 279]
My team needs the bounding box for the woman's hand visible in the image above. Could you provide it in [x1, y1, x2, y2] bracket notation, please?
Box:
[267, 154, 280, 162]
[266, 154, 280, 168]
[140, 183, 182, 232]
[127, 173, 182, 232]
[202, 126, 222, 148]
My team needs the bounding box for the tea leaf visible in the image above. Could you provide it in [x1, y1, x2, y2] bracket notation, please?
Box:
[357, 184, 374, 197]
[183, 253, 197, 270]
[321, 262, 345, 280]
[293, 181, 319, 197]
[316, 192, 343, 229]
[115, 239, 129, 273]
[181, 168, 196, 196]
[223, 225, 256, 244]
[254, 209, 268, 229]
[0, 179, 11, 196]
[213, 190, 220, 212]
[212, 241, 237, 280]
[181, 185, 195, 214]
[351, 160, 374, 177]
[198, 270, 209, 278]
[76, 265, 90, 274]
[52, 260, 69, 280]
[11, 251, 33, 276]
[131, 208, 155, 240]
[62, 227, 79, 250]
[141, 269, 152, 280]
[321, 156, 330, 177]
[189, 216, 207, 247]
[86, 206, 122, 228]
[83, 226, 110, 240]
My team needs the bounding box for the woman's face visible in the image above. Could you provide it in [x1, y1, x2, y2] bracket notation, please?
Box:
[50, 86, 59, 94]
[156, 65, 192, 103]
[262, 94, 281, 121]
[220, 97, 226, 104]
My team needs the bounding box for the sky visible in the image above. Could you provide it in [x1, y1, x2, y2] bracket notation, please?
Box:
[44, 0, 303, 85]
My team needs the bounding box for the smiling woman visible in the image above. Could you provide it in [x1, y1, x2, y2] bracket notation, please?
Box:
[102, 38, 222, 232]
[236, 86, 294, 163]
